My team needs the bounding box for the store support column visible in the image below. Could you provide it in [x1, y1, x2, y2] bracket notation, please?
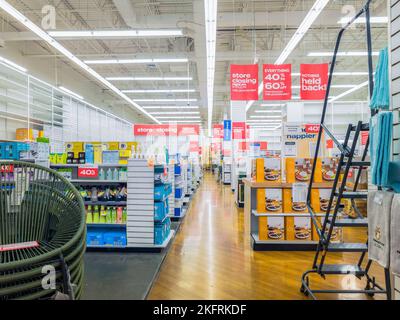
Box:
[230, 101, 247, 192]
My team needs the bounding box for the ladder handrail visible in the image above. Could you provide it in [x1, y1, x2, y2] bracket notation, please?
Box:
[306, 0, 374, 213]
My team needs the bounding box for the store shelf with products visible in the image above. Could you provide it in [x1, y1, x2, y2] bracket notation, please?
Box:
[222, 158, 232, 185]
[171, 163, 186, 220]
[243, 155, 355, 251]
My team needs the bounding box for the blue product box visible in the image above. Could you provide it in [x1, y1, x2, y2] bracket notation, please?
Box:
[87, 231, 104, 246]
[154, 201, 166, 221]
[174, 164, 181, 175]
[0, 142, 29, 160]
[102, 150, 119, 164]
[85, 144, 94, 164]
[154, 185, 165, 201]
[154, 217, 171, 245]
[175, 187, 183, 199]
[103, 231, 127, 247]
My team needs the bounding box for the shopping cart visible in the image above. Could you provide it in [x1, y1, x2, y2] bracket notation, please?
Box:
[0, 161, 86, 300]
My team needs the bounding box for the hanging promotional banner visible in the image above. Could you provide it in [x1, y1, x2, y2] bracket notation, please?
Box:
[223, 120, 232, 141]
[232, 122, 247, 140]
[300, 63, 328, 100]
[213, 124, 224, 139]
[134, 124, 199, 136]
[263, 64, 292, 100]
[238, 142, 249, 151]
[189, 141, 200, 153]
[230, 64, 259, 101]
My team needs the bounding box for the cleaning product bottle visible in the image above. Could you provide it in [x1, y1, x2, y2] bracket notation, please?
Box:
[93, 206, 100, 223]
[106, 206, 112, 224]
[122, 207, 127, 224]
[99, 168, 105, 180]
[113, 168, 119, 181]
[86, 206, 93, 224]
[116, 207, 123, 224]
[99, 205, 106, 223]
[106, 168, 113, 181]
[111, 207, 117, 224]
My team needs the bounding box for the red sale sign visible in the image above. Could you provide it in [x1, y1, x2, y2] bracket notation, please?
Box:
[232, 122, 247, 140]
[263, 64, 292, 100]
[305, 124, 321, 134]
[213, 124, 224, 139]
[230, 64, 259, 101]
[300, 64, 328, 100]
[177, 124, 200, 136]
[134, 124, 199, 136]
[78, 166, 99, 178]
[0, 164, 14, 173]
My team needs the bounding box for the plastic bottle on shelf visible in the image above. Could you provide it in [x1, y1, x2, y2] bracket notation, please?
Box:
[99, 168, 105, 180]
[99, 206, 107, 223]
[113, 168, 119, 181]
[106, 168, 113, 181]
[93, 206, 100, 223]
[122, 208, 127, 224]
[86, 206, 93, 224]
[111, 207, 117, 224]
[116, 207, 123, 224]
[106, 207, 112, 224]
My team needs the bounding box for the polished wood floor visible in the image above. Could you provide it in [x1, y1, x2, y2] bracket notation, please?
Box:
[148, 172, 385, 300]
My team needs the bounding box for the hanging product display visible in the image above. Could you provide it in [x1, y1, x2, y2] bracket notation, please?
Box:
[370, 47, 390, 110]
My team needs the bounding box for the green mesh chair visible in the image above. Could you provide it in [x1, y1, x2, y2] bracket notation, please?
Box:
[0, 161, 86, 300]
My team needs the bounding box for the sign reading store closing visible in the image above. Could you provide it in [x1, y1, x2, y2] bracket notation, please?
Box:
[230, 64, 259, 101]
[263, 64, 292, 100]
[300, 63, 328, 100]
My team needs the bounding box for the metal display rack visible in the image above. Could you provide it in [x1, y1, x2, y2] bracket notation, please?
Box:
[300, 0, 390, 299]
[171, 163, 186, 220]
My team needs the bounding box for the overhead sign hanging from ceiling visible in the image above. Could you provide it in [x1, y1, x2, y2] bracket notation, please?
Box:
[133, 124, 199, 136]
[230, 64, 259, 101]
[300, 63, 328, 100]
[263, 64, 292, 100]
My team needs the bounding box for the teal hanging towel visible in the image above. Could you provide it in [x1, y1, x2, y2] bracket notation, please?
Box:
[370, 47, 389, 110]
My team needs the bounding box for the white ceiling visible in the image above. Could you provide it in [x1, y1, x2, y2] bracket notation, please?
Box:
[0, 0, 388, 129]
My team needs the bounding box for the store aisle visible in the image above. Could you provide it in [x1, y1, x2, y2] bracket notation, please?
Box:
[148, 172, 385, 300]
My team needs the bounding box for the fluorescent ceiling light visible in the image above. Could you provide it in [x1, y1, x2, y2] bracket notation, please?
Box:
[156, 116, 201, 119]
[150, 111, 199, 115]
[329, 81, 369, 102]
[122, 89, 195, 93]
[338, 16, 388, 24]
[247, 0, 329, 112]
[142, 106, 199, 109]
[204, 0, 218, 135]
[84, 58, 188, 64]
[106, 76, 192, 81]
[308, 51, 379, 57]
[160, 120, 202, 123]
[0, 56, 27, 72]
[292, 84, 356, 89]
[0, 0, 159, 124]
[58, 86, 84, 100]
[260, 103, 285, 107]
[247, 119, 282, 123]
[292, 72, 369, 76]
[133, 99, 197, 102]
[249, 115, 282, 119]
[254, 110, 282, 113]
[48, 30, 183, 38]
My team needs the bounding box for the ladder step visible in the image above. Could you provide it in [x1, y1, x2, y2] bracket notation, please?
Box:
[327, 243, 368, 252]
[351, 123, 369, 131]
[343, 161, 370, 167]
[330, 218, 368, 227]
[334, 191, 368, 199]
[319, 264, 365, 275]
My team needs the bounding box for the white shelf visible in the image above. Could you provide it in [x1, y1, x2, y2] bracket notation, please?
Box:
[251, 233, 317, 245]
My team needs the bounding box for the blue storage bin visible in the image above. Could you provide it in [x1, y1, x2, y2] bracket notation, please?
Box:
[103, 231, 127, 247]
[154, 185, 165, 201]
[174, 164, 181, 175]
[87, 231, 104, 246]
[154, 201, 167, 221]
[175, 187, 183, 199]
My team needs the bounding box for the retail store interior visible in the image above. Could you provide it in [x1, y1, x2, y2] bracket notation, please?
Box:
[0, 0, 399, 301]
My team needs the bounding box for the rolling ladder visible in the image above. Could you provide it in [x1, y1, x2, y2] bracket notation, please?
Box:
[299, 0, 391, 300]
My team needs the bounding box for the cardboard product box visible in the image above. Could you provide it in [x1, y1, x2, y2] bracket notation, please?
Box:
[16, 128, 38, 141]
[49, 153, 57, 164]
[93, 144, 106, 164]
[294, 158, 313, 182]
[267, 217, 285, 240]
[264, 157, 281, 182]
[294, 216, 312, 241]
[321, 157, 338, 182]
[291, 183, 308, 213]
[265, 189, 283, 213]
[85, 144, 94, 164]
[65, 142, 84, 158]
[57, 168, 73, 180]
[102, 151, 119, 164]
[105, 142, 119, 151]
[56, 153, 67, 164]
